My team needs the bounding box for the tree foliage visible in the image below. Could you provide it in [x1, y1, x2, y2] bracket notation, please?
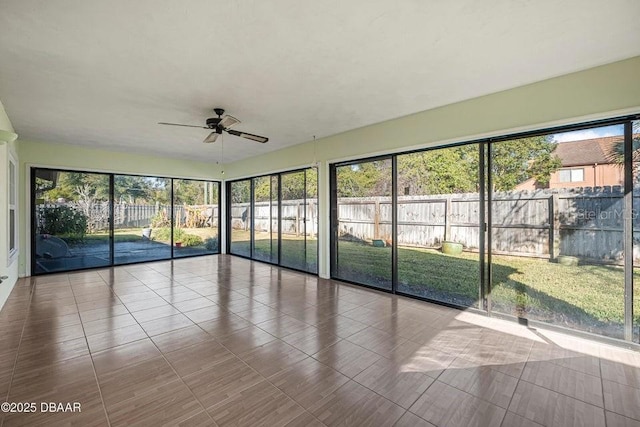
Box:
[490, 136, 561, 191]
[336, 136, 561, 197]
[38, 172, 218, 205]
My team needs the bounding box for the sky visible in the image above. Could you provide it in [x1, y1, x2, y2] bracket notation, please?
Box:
[552, 124, 624, 143]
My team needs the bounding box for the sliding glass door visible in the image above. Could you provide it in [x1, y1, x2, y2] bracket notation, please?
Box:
[174, 179, 220, 258]
[227, 167, 318, 274]
[252, 176, 277, 263]
[113, 175, 172, 264]
[329, 116, 640, 343]
[33, 169, 112, 274]
[229, 180, 251, 257]
[32, 168, 221, 275]
[489, 126, 626, 339]
[396, 146, 481, 307]
[332, 158, 393, 290]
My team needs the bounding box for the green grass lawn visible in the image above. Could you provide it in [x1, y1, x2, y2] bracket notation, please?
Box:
[230, 230, 317, 273]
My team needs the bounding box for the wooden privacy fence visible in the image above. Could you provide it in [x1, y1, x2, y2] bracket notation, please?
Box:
[36, 203, 219, 232]
[337, 186, 640, 264]
[230, 200, 318, 237]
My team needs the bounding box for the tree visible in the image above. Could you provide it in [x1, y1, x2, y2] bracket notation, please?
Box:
[605, 121, 640, 178]
[490, 136, 561, 191]
[398, 145, 477, 195]
[336, 161, 391, 197]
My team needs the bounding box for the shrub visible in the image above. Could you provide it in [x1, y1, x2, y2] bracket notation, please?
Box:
[180, 234, 203, 247]
[38, 206, 88, 239]
[150, 210, 171, 228]
[204, 237, 218, 251]
[151, 227, 184, 242]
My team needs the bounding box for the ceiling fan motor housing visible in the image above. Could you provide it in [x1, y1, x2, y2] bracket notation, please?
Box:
[206, 117, 222, 130]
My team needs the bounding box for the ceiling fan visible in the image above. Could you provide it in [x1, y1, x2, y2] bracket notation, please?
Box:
[158, 108, 268, 144]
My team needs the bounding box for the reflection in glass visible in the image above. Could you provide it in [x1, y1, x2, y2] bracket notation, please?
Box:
[334, 159, 392, 290]
[114, 175, 172, 264]
[173, 179, 219, 258]
[397, 146, 481, 307]
[490, 125, 626, 339]
[252, 176, 277, 263]
[34, 169, 111, 273]
[230, 180, 251, 256]
[305, 168, 319, 274]
[280, 171, 308, 271]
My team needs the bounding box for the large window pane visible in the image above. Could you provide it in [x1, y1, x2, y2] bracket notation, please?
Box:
[280, 171, 308, 270]
[334, 159, 392, 290]
[114, 175, 172, 264]
[490, 125, 626, 339]
[305, 168, 318, 274]
[34, 169, 111, 273]
[173, 179, 219, 257]
[230, 180, 251, 256]
[397, 145, 481, 307]
[252, 176, 277, 263]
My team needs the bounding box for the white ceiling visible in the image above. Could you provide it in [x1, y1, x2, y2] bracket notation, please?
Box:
[1, 0, 639, 163]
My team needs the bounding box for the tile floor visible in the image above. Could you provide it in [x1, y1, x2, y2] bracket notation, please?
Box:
[0, 255, 639, 426]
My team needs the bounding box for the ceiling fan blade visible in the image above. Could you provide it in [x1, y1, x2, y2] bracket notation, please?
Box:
[227, 129, 269, 143]
[219, 115, 240, 130]
[158, 122, 208, 129]
[203, 132, 219, 143]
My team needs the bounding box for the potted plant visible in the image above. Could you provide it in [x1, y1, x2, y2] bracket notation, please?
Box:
[441, 240, 463, 255]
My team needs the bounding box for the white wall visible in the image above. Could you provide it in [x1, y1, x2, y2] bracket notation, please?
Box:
[0, 100, 19, 310]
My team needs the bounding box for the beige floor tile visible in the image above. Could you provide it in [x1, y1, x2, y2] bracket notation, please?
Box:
[313, 339, 382, 378]
[509, 380, 605, 427]
[395, 412, 436, 427]
[603, 379, 640, 421]
[410, 380, 506, 427]
[307, 380, 405, 427]
[86, 324, 148, 352]
[606, 411, 640, 427]
[207, 379, 305, 427]
[182, 355, 263, 409]
[91, 338, 162, 376]
[151, 324, 213, 353]
[521, 359, 603, 407]
[239, 340, 309, 378]
[164, 339, 234, 377]
[437, 358, 519, 409]
[3, 256, 639, 426]
[354, 357, 435, 409]
[269, 357, 349, 410]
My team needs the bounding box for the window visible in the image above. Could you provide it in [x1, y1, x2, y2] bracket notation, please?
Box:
[329, 119, 639, 343]
[558, 168, 584, 182]
[8, 155, 17, 261]
[227, 167, 318, 274]
[32, 167, 221, 274]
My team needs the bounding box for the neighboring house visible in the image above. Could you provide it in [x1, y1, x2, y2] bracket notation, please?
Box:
[516, 136, 623, 190]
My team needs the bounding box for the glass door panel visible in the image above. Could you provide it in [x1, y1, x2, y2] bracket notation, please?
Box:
[229, 180, 251, 257]
[113, 175, 172, 264]
[173, 179, 219, 257]
[397, 145, 481, 307]
[33, 169, 111, 274]
[334, 159, 392, 290]
[490, 125, 626, 339]
[280, 171, 307, 270]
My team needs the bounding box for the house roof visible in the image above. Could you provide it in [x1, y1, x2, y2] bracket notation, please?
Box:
[553, 136, 621, 167]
